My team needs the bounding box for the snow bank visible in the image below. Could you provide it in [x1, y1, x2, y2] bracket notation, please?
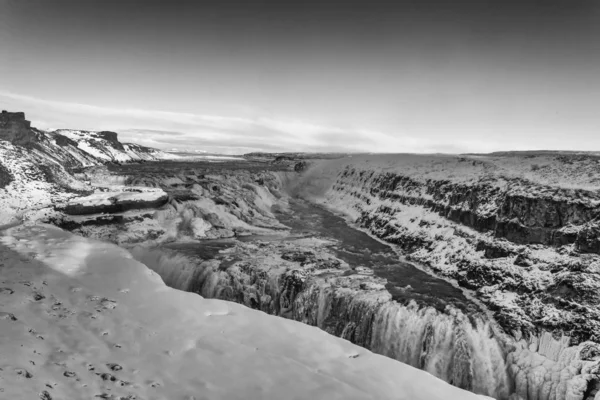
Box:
[0, 223, 490, 400]
[63, 187, 168, 215]
[0, 141, 87, 225]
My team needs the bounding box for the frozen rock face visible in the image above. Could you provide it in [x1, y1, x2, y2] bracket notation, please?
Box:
[508, 334, 600, 400]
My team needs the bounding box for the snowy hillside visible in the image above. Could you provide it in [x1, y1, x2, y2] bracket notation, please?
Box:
[0, 111, 180, 224]
[52, 129, 180, 163]
[0, 224, 489, 400]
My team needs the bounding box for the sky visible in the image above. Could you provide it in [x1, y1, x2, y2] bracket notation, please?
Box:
[1, 0, 600, 154]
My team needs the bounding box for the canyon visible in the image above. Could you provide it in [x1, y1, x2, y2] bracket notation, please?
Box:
[1, 112, 600, 400]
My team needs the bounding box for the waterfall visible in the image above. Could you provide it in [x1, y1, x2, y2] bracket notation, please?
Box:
[130, 245, 512, 399]
[129, 246, 199, 290]
[369, 302, 510, 398]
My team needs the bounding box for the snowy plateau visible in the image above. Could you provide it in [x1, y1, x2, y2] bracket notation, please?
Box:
[1, 110, 600, 400]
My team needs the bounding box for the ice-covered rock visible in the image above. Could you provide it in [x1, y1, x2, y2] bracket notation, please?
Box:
[62, 187, 169, 215]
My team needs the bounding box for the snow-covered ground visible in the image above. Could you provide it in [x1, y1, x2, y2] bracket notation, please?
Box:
[63, 187, 168, 214]
[0, 141, 89, 225]
[53, 129, 181, 163]
[0, 223, 489, 400]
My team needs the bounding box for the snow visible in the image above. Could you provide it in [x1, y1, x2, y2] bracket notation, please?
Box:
[65, 187, 168, 210]
[0, 223, 489, 400]
[52, 129, 181, 163]
[0, 142, 84, 225]
[295, 153, 600, 191]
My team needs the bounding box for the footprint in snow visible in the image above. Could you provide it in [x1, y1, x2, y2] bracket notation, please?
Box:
[97, 372, 118, 382]
[32, 291, 45, 301]
[95, 394, 136, 400]
[28, 328, 44, 340]
[89, 296, 118, 310]
[0, 311, 17, 321]
[107, 363, 122, 371]
[15, 368, 33, 378]
[0, 287, 14, 294]
[39, 391, 53, 400]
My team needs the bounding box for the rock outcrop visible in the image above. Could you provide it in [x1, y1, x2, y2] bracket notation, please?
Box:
[0, 110, 35, 146]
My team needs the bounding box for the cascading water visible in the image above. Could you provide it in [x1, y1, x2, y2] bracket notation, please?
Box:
[370, 303, 510, 398]
[129, 245, 513, 399]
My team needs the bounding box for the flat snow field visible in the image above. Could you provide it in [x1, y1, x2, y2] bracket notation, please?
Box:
[0, 224, 490, 400]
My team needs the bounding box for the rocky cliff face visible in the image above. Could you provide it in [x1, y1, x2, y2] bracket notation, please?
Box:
[360, 171, 600, 250]
[0, 110, 35, 145]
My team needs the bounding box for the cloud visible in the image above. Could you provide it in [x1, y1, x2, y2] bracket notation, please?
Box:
[0, 90, 485, 154]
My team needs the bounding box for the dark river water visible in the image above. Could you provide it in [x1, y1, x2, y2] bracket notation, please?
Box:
[164, 197, 475, 314]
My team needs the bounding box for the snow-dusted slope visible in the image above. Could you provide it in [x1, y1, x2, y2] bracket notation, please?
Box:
[0, 223, 489, 400]
[52, 129, 180, 163]
[0, 111, 182, 224]
[0, 140, 91, 225]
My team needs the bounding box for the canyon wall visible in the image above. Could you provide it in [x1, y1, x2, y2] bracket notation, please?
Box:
[292, 155, 600, 344]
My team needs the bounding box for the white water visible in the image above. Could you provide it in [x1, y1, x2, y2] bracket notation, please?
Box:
[370, 302, 510, 398]
[130, 246, 513, 399]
